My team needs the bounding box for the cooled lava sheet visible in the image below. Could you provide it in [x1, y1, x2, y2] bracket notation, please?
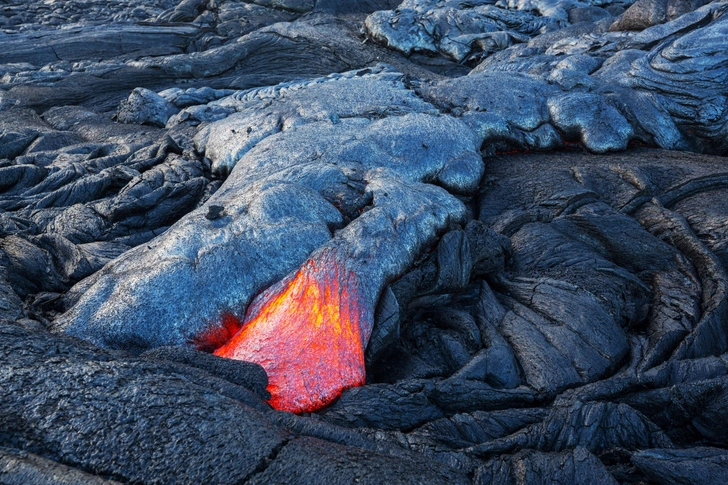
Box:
[2, 0, 728, 483]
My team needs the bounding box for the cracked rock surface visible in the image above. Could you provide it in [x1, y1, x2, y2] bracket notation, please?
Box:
[2, 0, 728, 482]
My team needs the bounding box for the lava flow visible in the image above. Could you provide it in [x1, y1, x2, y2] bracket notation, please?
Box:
[214, 249, 372, 413]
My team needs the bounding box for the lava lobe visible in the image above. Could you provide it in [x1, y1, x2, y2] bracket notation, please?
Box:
[215, 249, 371, 413]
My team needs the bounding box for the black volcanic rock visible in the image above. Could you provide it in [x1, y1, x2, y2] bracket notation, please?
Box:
[140, 345, 271, 399]
[319, 379, 443, 431]
[0, 446, 122, 485]
[2, 0, 728, 482]
[632, 447, 728, 485]
[0, 320, 284, 484]
[467, 400, 673, 457]
[474, 448, 619, 485]
[246, 436, 469, 485]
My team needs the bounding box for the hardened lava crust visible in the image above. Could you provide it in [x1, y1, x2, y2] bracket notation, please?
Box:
[1, 0, 728, 483]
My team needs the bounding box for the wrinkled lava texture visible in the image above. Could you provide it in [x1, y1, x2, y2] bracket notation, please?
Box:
[3, 0, 728, 483]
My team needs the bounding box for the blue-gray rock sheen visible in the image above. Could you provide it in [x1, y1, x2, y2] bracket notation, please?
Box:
[364, 0, 638, 63]
[618, 5, 728, 153]
[363, 0, 728, 155]
[54, 66, 483, 351]
[365, 0, 561, 63]
[405, 0, 728, 155]
[116, 87, 180, 128]
[192, 67, 437, 175]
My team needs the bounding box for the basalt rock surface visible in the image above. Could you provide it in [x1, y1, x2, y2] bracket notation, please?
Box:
[2, 0, 728, 482]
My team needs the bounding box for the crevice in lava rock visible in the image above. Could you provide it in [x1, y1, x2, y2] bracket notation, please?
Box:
[192, 313, 245, 353]
[238, 437, 292, 485]
[320, 171, 374, 225]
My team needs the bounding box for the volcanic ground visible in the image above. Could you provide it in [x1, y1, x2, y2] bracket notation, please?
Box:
[2, 0, 728, 483]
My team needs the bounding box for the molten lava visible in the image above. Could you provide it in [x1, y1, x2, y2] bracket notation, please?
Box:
[214, 249, 372, 413]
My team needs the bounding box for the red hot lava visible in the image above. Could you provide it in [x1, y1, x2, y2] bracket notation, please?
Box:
[214, 249, 372, 413]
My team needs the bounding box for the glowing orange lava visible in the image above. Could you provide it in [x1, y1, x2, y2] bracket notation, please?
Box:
[214, 249, 371, 413]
